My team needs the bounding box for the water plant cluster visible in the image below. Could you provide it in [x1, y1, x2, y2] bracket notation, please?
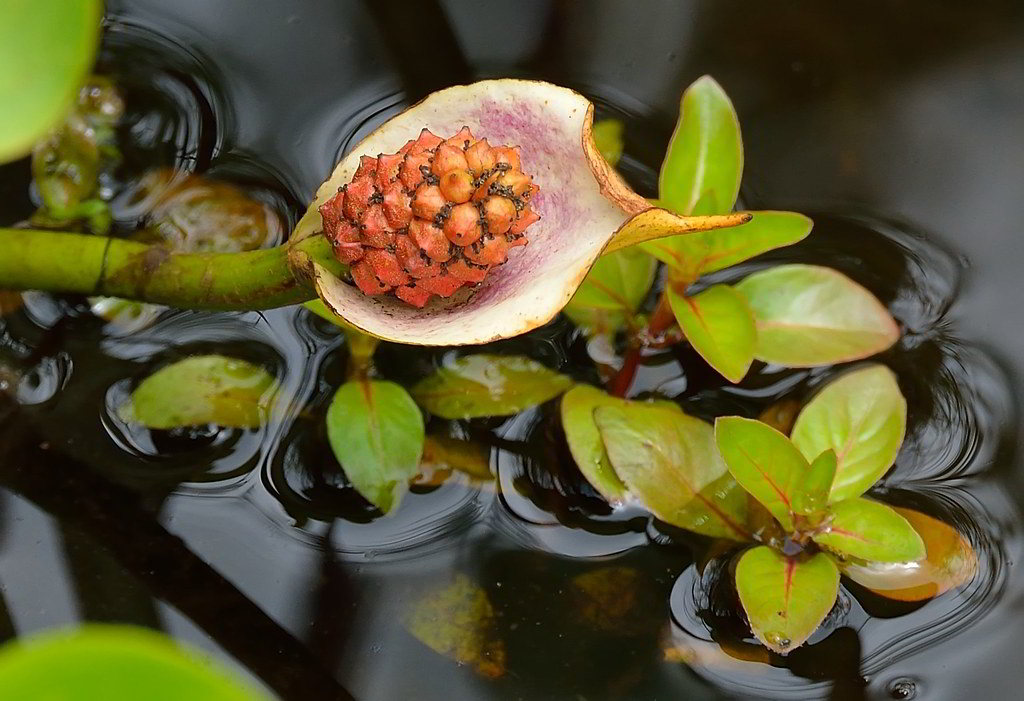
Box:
[0, 0, 979, 691]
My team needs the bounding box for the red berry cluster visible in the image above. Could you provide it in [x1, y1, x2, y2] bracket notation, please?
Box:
[318, 127, 540, 308]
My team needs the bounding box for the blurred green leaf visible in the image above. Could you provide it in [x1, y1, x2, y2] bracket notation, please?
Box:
[121, 355, 277, 430]
[411, 355, 572, 419]
[735, 547, 839, 655]
[404, 574, 506, 679]
[0, 0, 102, 163]
[326, 380, 424, 513]
[841, 506, 978, 601]
[595, 402, 751, 540]
[793, 449, 837, 517]
[790, 364, 906, 502]
[642, 211, 812, 280]
[416, 434, 493, 486]
[714, 417, 809, 531]
[736, 264, 900, 367]
[813, 497, 925, 563]
[0, 624, 265, 700]
[592, 118, 625, 167]
[564, 246, 657, 336]
[668, 283, 755, 383]
[560, 385, 629, 503]
[659, 75, 742, 217]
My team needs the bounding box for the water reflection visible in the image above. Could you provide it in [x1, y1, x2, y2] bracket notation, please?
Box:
[1, 1, 1023, 700]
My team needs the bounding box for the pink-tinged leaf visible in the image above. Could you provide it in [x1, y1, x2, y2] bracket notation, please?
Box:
[735, 546, 840, 654]
[668, 283, 755, 383]
[595, 403, 751, 540]
[714, 416, 809, 531]
[841, 506, 978, 601]
[736, 264, 900, 367]
[791, 364, 907, 502]
[560, 385, 630, 503]
[813, 497, 925, 563]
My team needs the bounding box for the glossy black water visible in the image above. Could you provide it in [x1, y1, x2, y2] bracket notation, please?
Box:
[1, 2, 1023, 699]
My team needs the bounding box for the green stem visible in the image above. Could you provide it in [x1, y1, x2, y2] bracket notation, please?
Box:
[0, 228, 341, 311]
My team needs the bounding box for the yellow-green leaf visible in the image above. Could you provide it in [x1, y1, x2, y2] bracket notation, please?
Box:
[791, 364, 907, 502]
[560, 385, 629, 503]
[121, 355, 277, 430]
[841, 506, 978, 601]
[813, 497, 926, 563]
[595, 403, 750, 540]
[735, 546, 840, 654]
[668, 283, 755, 383]
[736, 265, 900, 367]
[591, 118, 624, 167]
[0, 625, 265, 700]
[0, 0, 102, 163]
[564, 246, 657, 337]
[326, 380, 425, 512]
[793, 450, 837, 516]
[642, 210, 812, 279]
[714, 417, 809, 531]
[411, 355, 572, 419]
[659, 75, 743, 217]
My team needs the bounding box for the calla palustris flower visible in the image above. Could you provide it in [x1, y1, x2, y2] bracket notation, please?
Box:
[291, 79, 750, 345]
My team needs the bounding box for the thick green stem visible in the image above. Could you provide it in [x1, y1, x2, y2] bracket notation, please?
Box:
[0, 228, 340, 310]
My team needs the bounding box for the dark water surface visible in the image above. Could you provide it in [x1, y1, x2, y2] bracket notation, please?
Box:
[2, 1, 1024, 699]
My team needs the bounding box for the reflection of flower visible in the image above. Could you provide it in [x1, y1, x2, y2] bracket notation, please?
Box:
[291, 79, 749, 346]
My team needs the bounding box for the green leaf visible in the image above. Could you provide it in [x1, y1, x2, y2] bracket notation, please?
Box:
[714, 417, 809, 531]
[594, 403, 750, 540]
[841, 506, 978, 601]
[659, 75, 743, 217]
[793, 450, 837, 516]
[735, 546, 840, 655]
[790, 364, 907, 502]
[0, 0, 102, 163]
[641, 210, 813, 279]
[736, 264, 900, 367]
[668, 283, 755, 383]
[591, 118, 624, 167]
[564, 246, 657, 336]
[560, 385, 629, 503]
[404, 574, 506, 679]
[121, 355, 277, 430]
[0, 624, 265, 699]
[326, 380, 425, 512]
[813, 497, 926, 563]
[411, 355, 572, 419]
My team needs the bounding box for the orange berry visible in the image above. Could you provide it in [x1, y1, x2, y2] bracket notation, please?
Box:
[439, 169, 474, 203]
[481, 196, 516, 234]
[443, 202, 483, 245]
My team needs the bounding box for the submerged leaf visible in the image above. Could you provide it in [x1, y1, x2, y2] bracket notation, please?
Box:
[591, 119, 625, 167]
[791, 364, 907, 502]
[714, 417, 809, 531]
[735, 546, 840, 654]
[564, 246, 657, 336]
[326, 380, 424, 512]
[643, 211, 812, 281]
[668, 283, 755, 383]
[659, 75, 743, 217]
[813, 497, 925, 563]
[0, 625, 265, 700]
[417, 434, 493, 485]
[841, 507, 978, 601]
[121, 355, 277, 429]
[0, 291, 22, 316]
[0, 0, 103, 163]
[412, 354, 572, 419]
[569, 566, 656, 635]
[404, 574, 506, 679]
[595, 403, 750, 539]
[736, 264, 900, 367]
[560, 385, 629, 503]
